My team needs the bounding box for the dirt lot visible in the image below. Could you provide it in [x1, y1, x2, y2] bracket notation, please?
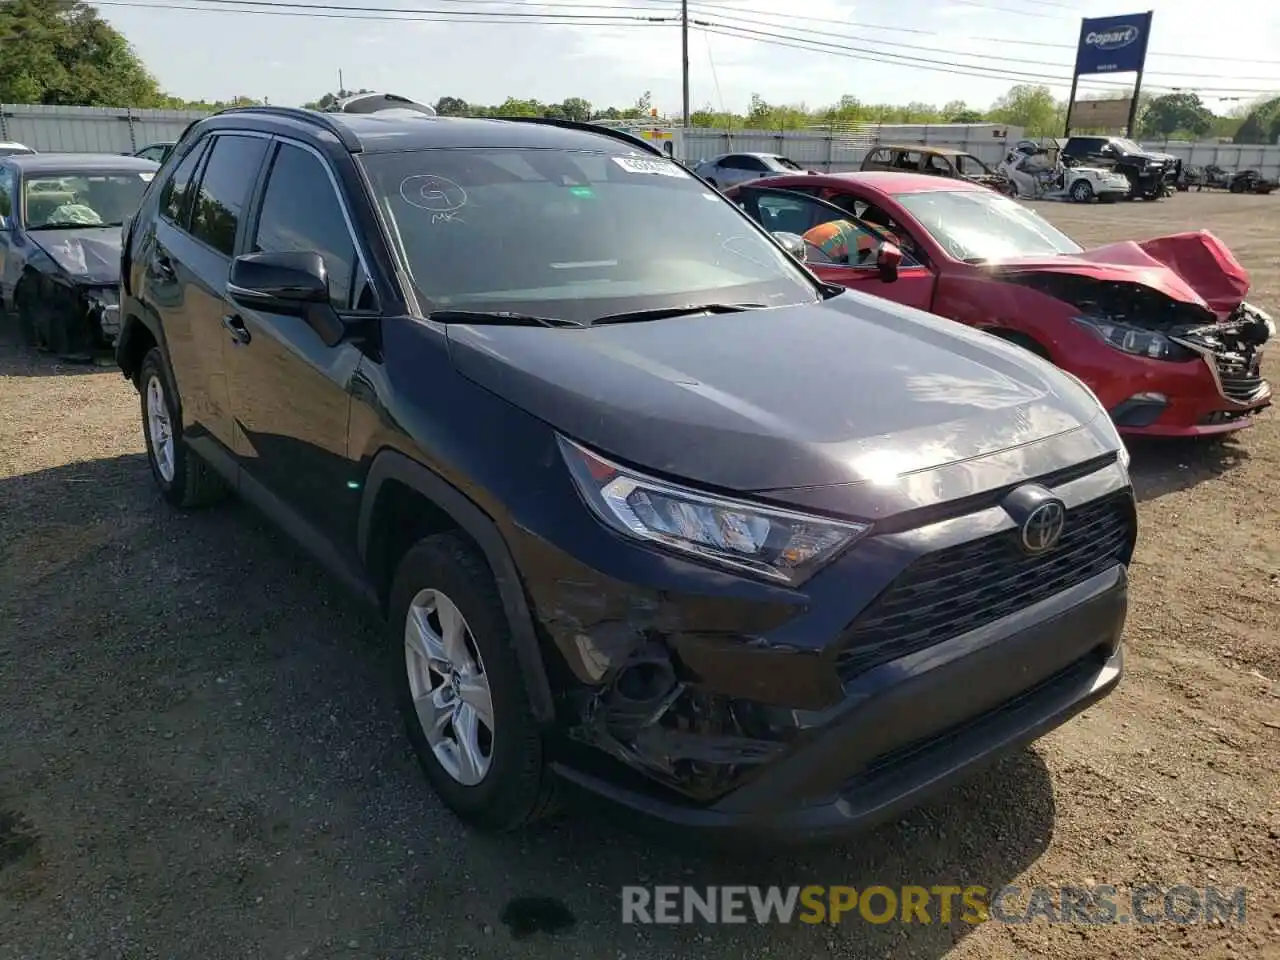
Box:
[1, 192, 1279, 960]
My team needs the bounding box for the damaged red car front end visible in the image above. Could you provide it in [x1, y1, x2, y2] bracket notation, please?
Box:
[981, 231, 1273, 436]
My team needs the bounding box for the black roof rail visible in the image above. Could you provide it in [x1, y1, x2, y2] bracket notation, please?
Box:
[211, 104, 363, 152]
[491, 116, 666, 157]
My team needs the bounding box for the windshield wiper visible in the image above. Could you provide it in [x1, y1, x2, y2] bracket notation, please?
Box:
[590, 302, 766, 325]
[429, 310, 582, 328]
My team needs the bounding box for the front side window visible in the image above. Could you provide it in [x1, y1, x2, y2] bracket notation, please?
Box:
[954, 155, 994, 177]
[251, 142, 358, 310]
[895, 189, 1082, 262]
[358, 148, 818, 324]
[22, 169, 155, 230]
[189, 134, 270, 256]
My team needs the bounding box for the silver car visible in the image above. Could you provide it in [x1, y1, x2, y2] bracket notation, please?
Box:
[691, 151, 808, 189]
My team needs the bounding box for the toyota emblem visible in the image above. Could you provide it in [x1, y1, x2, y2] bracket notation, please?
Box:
[1020, 501, 1066, 554]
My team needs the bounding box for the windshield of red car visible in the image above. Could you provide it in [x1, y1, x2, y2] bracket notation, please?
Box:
[359, 147, 820, 323]
[894, 189, 1082, 262]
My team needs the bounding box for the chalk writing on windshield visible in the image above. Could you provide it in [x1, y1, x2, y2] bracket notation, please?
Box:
[399, 174, 468, 224]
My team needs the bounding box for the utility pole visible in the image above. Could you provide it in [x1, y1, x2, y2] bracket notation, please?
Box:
[338, 68, 345, 97]
[681, 0, 690, 127]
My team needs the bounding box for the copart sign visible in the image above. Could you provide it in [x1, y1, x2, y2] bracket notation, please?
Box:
[1073, 12, 1153, 76]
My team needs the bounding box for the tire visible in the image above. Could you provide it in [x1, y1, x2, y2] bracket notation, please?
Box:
[1069, 179, 1094, 203]
[390, 531, 559, 831]
[14, 281, 40, 349]
[138, 347, 227, 509]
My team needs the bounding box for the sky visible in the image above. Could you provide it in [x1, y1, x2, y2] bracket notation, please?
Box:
[97, 0, 1280, 115]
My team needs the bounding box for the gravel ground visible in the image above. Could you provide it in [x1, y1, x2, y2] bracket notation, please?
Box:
[1, 192, 1278, 960]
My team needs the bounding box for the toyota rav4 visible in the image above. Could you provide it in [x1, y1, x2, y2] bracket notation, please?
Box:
[115, 104, 1136, 840]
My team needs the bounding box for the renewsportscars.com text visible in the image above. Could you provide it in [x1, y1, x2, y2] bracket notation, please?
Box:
[621, 884, 1248, 926]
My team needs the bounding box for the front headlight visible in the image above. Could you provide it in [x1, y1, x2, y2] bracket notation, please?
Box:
[1073, 315, 1196, 361]
[558, 436, 868, 586]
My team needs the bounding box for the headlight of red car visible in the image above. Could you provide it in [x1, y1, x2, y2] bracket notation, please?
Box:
[1072, 315, 1198, 362]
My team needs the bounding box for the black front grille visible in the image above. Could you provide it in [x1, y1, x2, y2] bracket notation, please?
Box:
[1213, 352, 1267, 402]
[835, 492, 1134, 679]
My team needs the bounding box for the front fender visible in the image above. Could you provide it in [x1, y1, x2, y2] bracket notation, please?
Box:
[357, 449, 558, 725]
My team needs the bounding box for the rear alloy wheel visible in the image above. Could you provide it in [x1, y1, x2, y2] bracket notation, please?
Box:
[138, 347, 227, 509]
[1070, 179, 1094, 203]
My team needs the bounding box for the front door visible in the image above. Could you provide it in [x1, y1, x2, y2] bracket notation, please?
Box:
[224, 138, 374, 551]
[735, 186, 936, 312]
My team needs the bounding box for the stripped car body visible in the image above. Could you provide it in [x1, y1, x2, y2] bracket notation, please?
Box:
[0, 153, 157, 359]
[725, 172, 1273, 437]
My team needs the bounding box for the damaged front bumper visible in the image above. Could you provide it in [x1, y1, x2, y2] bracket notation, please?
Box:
[34, 279, 121, 358]
[1112, 302, 1273, 435]
[521, 462, 1133, 840]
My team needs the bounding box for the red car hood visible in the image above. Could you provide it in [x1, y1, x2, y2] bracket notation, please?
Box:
[988, 230, 1249, 319]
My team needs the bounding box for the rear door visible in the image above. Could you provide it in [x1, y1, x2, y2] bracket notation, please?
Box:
[734, 185, 936, 311]
[152, 132, 271, 456]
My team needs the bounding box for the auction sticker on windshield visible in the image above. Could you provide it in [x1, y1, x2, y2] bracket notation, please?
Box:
[612, 156, 684, 177]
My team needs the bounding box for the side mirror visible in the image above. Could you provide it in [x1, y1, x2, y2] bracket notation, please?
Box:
[227, 250, 346, 346]
[876, 242, 902, 283]
[772, 231, 807, 261]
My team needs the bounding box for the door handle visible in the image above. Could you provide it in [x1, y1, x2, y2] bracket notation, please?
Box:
[221, 314, 251, 345]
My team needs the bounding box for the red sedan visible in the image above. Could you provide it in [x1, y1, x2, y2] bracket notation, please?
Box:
[724, 172, 1274, 437]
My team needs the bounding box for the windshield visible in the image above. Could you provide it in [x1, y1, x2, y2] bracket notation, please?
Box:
[1112, 139, 1143, 154]
[894, 189, 1082, 261]
[358, 147, 818, 324]
[770, 156, 804, 171]
[23, 170, 154, 229]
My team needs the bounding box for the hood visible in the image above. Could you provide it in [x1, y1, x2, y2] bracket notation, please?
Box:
[28, 227, 122, 284]
[988, 230, 1249, 320]
[446, 294, 1109, 501]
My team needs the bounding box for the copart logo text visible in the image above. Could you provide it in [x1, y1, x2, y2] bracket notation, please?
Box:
[1085, 26, 1140, 50]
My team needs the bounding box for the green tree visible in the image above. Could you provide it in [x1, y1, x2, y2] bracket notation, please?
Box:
[0, 0, 165, 106]
[559, 97, 591, 122]
[1233, 95, 1280, 144]
[434, 96, 469, 116]
[989, 84, 1062, 137]
[1138, 92, 1213, 138]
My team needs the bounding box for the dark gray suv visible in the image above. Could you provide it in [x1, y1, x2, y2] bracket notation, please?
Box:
[115, 105, 1135, 840]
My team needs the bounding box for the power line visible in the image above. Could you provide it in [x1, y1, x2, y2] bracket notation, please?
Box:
[99, 0, 675, 20]
[689, 6, 1280, 84]
[696, 21, 1280, 96]
[676, 0, 1280, 65]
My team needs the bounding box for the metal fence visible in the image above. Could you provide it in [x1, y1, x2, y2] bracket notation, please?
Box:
[5, 105, 1280, 179]
[681, 127, 1280, 179]
[0, 104, 209, 154]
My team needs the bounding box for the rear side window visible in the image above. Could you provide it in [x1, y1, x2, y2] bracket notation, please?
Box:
[189, 134, 269, 256]
[159, 140, 208, 226]
[251, 142, 359, 310]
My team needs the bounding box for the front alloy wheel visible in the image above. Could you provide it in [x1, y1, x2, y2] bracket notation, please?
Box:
[404, 588, 495, 786]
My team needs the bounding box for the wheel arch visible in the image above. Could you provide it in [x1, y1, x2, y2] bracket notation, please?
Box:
[117, 309, 165, 386]
[357, 450, 557, 724]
